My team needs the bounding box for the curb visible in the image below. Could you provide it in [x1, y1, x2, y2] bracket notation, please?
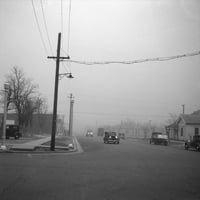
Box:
[0, 136, 83, 155]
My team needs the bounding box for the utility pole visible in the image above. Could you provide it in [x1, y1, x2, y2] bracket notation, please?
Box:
[182, 104, 185, 114]
[1, 83, 9, 150]
[47, 32, 71, 151]
[69, 93, 74, 137]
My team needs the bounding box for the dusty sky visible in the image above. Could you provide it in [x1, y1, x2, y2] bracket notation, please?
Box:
[0, 0, 200, 132]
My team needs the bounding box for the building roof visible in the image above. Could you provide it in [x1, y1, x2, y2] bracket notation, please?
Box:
[180, 114, 200, 125]
[167, 114, 200, 128]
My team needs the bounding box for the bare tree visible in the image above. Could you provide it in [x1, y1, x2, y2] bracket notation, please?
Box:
[35, 96, 48, 133]
[35, 95, 48, 115]
[5, 66, 38, 127]
[166, 113, 178, 125]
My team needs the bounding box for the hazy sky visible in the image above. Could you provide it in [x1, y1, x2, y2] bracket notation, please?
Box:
[0, 0, 200, 132]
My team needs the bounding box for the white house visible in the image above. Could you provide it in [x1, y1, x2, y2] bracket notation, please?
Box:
[166, 114, 200, 141]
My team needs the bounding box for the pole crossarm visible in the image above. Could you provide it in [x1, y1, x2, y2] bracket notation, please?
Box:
[47, 56, 70, 60]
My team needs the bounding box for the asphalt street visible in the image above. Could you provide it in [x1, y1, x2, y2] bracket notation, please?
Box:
[0, 136, 200, 200]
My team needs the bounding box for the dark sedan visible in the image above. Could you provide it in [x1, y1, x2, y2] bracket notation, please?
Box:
[103, 131, 120, 144]
[185, 135, 200, 151]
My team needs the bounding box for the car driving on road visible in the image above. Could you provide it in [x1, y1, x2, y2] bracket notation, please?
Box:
[150, 132, 168, 146]
[185, 135, 200, 151]
[86, 130, 94, 137]
[103, 131, 120, 144]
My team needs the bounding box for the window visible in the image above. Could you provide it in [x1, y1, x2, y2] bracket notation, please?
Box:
[181, 128, 183, 136]
[195, 128, 199, 136]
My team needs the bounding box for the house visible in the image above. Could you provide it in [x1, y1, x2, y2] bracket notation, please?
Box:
[166, 114, 200, 141]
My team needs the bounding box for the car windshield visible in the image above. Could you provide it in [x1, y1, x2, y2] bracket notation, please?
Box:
[104, 132, 117, 136]
[152, 132, 162, 137]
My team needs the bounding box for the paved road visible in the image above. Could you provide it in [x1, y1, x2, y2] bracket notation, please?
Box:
[0, 136, 200, 200]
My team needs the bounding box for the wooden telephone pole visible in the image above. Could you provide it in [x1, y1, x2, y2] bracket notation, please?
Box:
[47, 32, 71, 151]
[182, 104, 185, 114]
[68, 93, 74, 137]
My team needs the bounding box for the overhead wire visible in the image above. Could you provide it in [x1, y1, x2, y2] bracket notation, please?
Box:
[31, 0, 49, 55]
[64, 0, 72, 73]
[66, 0, 72, 56]
[60, 0, 72, 74]
[60, 0, 69, 73]
[66, 50, 200, 65]
[40, 0, 54, 55]
[61, 0, 63, 36]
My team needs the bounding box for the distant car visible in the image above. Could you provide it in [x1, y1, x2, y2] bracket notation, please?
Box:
[86, 130, 94, 137]
[6, 125, 22, 139]
[185, 135, 200, 151]
[104, 132, 120, 144]
[150, 132, 168, 146]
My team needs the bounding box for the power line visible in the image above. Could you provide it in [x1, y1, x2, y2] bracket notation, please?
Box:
[66, 0, 72, 56]
[40, 0, 54, 55]
[31, 0, 48, 55]
[60, 0, 72, 73]
[61, 0, 63, 35]
[66, 50, 200, 65]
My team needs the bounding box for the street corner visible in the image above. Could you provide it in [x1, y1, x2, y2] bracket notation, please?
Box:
[72, 136, 84, 154]
[0, 135, 84, 154]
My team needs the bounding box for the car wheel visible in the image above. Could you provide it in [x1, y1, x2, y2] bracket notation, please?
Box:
[185, 144, 189, 150]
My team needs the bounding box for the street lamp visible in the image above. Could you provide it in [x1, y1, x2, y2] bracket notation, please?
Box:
[1, 83, 10, 150]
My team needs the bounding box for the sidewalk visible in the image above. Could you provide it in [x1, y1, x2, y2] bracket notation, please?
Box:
[10, 136, 51, 151]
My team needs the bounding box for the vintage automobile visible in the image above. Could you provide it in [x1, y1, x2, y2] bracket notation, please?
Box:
[185, 135, 200, 151]
[86, 130, 94, 137]
[150, 132, 168, 146]
[103, 131, 120, 144]
[6, 125, 22, 139]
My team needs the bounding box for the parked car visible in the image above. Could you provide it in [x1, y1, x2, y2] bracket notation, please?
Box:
[185, 135, 200, 151]
[6, 125, 22, 139]
[150, 132, 168, 146]
[86, 130, 94, 137]
[103, 131, 120, 144]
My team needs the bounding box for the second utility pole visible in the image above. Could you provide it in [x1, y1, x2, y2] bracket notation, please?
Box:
[69, 93, 74, 137]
